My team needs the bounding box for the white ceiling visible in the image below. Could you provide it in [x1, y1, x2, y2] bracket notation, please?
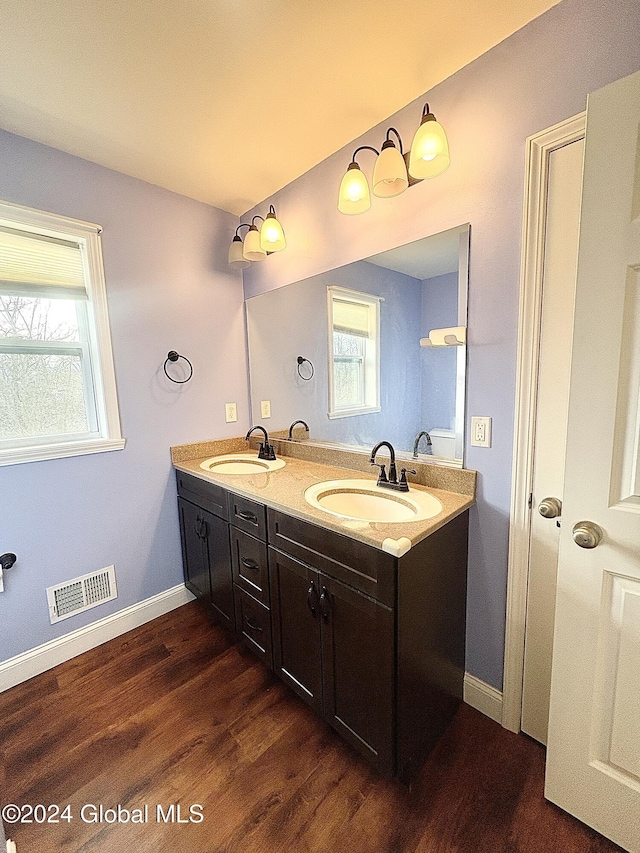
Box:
[0, 0, 560, 215]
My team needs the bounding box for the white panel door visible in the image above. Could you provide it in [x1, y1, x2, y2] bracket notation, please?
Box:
[521, 137, 584, 745]
[546, 68, 640, 852]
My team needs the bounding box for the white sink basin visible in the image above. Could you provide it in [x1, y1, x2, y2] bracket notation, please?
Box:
[200, 452, 285, 474]
[304, 479, 442, 523]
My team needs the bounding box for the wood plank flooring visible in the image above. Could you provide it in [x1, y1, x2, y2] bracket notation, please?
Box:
[0, 602, 624, 853]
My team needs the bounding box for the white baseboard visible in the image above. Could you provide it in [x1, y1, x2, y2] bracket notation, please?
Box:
[0, 584, 195, 693]
[463, 672, 504, 724]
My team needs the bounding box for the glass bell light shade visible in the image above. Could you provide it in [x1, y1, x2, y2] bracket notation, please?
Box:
[372, 141, 409, 198]
[408, 108, 450, 179]
[338, 162, 371, 214]
[228, 235, 251, 269]
[260, 208, 286, 252]
[242, 225, 267, 261]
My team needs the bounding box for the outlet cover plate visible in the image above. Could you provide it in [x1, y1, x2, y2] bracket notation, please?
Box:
[471, 416, 492, 447]
[260, 400, 271, 419]
[225, 402, 238, 423]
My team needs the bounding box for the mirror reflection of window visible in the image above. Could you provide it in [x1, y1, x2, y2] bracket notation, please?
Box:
[328, 287, 381, 418]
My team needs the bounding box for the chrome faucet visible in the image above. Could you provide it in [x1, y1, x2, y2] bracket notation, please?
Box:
[245, 425, 277, 461]
[369, 440, 416, 492]
[288, 419, 310, 440]
[413, 430, 432, 458]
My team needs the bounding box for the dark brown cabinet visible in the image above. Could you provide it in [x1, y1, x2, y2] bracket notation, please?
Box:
[269, 546, 394, 774]
[176, 467, 468, 783]
[269, 549, 323, 713]
[177, 475, 234, 630]
[178, 497, 212, 602]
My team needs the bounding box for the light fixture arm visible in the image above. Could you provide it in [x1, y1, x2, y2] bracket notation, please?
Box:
[384, 127, 404, 153]
[350, 145, 380, 165]
[420, 102, 436, 123]
[234, 222, 252, 238]
[251, 215, 265, 227]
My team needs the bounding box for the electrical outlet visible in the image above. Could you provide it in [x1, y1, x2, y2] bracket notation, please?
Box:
[225, 402, 237, 423]
[260, 400, 271, 419]
[471, 416, 492, 447]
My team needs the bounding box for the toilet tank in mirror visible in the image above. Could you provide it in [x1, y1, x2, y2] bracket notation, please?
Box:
[246, 224, 469, 465]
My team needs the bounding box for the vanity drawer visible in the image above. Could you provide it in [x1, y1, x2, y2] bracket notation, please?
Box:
[228, 493, 267, 540]
[231, 528, 269, 606]
[176, 470, 228, 520]
[234, 587, 273, 669]
[267, 509, 395, 607]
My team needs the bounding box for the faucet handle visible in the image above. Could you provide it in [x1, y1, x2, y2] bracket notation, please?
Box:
[258, 441, 277, 461]
[372, 462, 388, 484]
[399, 468, 417, 489]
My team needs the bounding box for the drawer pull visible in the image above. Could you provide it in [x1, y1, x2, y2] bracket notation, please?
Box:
[241, 557, 259, 571]
[320, 586, 331, 624]
[245, 616, 263, 633]
[307, 581, 318, 617]
[237, 510, 258, 523]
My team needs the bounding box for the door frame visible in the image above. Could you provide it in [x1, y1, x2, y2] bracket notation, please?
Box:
[502, 112, 586, 733]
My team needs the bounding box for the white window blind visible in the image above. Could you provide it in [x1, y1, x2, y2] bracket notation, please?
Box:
[0, 225, 87, 300]
[332, 298, 371, 338]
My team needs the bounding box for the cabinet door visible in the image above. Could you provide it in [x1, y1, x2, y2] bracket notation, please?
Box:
[269, 548, 323, 713]
[320, 573, 395, 776]
[200, 508, 234, 629]
[178, 497, 211, 602]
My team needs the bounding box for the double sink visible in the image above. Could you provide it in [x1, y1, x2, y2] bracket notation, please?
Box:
[199, 452, 442, 523]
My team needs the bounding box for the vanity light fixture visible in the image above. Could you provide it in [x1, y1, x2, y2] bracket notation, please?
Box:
[243, 216, 267, 262]
[228, 224, 252, 269]
[227, 206, 286, 268]
[260, 205, 286, 252]
[408, 103, 450, 179]
[338, 103, 450, 215]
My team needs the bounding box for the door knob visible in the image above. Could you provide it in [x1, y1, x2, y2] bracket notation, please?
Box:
[538, 497, 562, 518]
[572, 521, 603, 549]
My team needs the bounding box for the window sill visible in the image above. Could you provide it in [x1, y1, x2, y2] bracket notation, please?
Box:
[0, 437, 126, 467]
[327, 406, 381, 420]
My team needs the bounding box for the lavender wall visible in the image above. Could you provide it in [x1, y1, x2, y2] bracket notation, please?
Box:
[242, 0, 640, 689]
[246, 260, 423, 451]
[421, 271, 458, 432]
[0, 130, 248, 661]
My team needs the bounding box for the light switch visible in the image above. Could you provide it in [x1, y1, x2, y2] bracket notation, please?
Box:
[225, 402, 237, 423]
[260, 400, 271, 419]
[471, 416, 492, 447]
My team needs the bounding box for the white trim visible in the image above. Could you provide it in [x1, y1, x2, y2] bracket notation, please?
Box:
[463, 672, 504, 724]
[0, 437, 125, 467]
[0, 584, 195, 693]
[0, 200, 124, 466]
[502, 112, 586, 733]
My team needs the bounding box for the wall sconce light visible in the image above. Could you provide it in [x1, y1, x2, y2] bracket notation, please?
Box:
[338, 103, 450, 215]
[228, 205, 286, 268]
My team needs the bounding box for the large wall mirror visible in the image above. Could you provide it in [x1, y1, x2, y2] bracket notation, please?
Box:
[246, 223, 469, 466]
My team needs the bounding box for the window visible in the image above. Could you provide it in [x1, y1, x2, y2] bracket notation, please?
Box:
[0, 200, 124, 465]
[327, 286, 381, 418]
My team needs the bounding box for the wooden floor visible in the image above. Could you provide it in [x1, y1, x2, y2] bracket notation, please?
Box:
[0, 602, 623, 853]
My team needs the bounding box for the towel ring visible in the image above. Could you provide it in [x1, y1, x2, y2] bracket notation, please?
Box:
[163, 351, 193, 384]
[296, 355, 314, 381]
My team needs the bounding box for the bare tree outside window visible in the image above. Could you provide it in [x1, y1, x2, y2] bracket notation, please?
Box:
[0, 295, 89, 440]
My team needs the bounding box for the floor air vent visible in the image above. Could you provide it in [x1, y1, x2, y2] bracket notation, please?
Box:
[46, 566, 117, 624]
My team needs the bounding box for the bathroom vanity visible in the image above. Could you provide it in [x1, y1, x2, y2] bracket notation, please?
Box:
[173, 439, 474, 784]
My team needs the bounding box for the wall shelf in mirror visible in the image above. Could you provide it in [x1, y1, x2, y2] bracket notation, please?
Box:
[420, 326, 466, 347]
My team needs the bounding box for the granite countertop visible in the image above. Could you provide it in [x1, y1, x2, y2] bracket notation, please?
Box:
[173, 441, 475, 557]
